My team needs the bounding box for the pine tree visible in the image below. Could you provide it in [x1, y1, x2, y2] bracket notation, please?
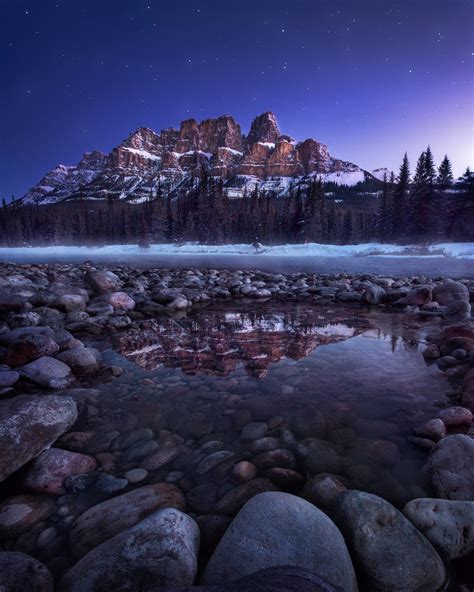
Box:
[392, 152, 410, 239]
[437, 155, 453, 188]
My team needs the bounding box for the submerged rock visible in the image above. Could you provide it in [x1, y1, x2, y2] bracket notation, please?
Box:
[201, 492, 357, 592]
[60, 509, 199, 591]
[70, 483, 186, 558]
[0, 551, 54, 591]
[0, 395, 77, 482]
[0, 494, 55, 537]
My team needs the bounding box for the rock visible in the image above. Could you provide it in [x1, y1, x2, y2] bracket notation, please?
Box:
[0, 293, 28, 312]
[70, 483, 186, 558]
[403, 498, 474, 560]
[96, 474, 128, 494]
[196, 451, 237, 476]
[248, 436, 280, 455]
[19, 356, 75, 389]
[268, 468, 304, 490]
[241, 422, 268, 442]
[214, 478, 278, 516]
[0, 551, 54, 591]
[414, 418, 447, 441]
[395, 286, 432, 306]
[103, 291, 135, 311]
[302, 474, 347, 512]
[433, 280, 469, 305]
[84, 269, 121, 294]
[22, 448, 97, 495]
[0, 395, 77, 481]
[424, 435, 474, 500]
[335, 491, 446, 592]
[4, 333, 59, 367]
[232, 461, 257, 483]
[60, 509, 199, 591]
[363, 285, 386, 305]
[153, 288, 185, 304]
[436, 406, 472, 426]
[168, 297, 189, 310]
[124, 468, 148, 483]
[444, 300, 471, 321]
[435, 356, 458, 371]
[0, 494, 55, 537]
[186, 483, 218, 515]
[151, 566, 343, 592]
[201, 492, 356, 591]
[59, 294, 87, 312]
[0, 369, 19, 387]
[304, 440, 341, 475]
[141, 444, 183, 470]
[57, 348, 101, 375]
[253, 448, 294, 470]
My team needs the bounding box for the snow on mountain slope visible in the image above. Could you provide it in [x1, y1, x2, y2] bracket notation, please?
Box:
[19, 112, 379, 205]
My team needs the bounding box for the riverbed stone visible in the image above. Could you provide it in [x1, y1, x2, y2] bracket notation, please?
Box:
[241, 422, 268, 442]
[4, 333, 60, 367]
[433, 280, 469, 306]
[423, 434, 474, 500]
[436, 406, 473, 426]
[60, 509, 199, 591]
[302, 474, 347, 512]
[84, 269, 121, 294]
[70, 482, 186, 558]
[403, 498, 474, 560]
[18, 356, 74, 389]
[201, 492, 357, 591]
[0, 494, 55, 537]
[22, 448, 97, 495]
[57, 347, 101, 375]
[0, 369, 20, 387]
[0, 551, 54, 591]
[0, 395, 77, 481]
[214, 478, 278, 516]
[414, 418, 447, 441]
[334, 490, 446, 592]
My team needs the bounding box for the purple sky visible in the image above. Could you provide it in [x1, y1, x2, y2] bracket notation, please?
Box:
[1, 0, 472, 200]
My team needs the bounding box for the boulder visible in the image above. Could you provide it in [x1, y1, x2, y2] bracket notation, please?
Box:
[436, 406, 472, 427]
[19, 356, 75, 389]
[151, 566, 343, 592]
[70, 482, 186, 558]
[444, 300, 471, 321]
[334, 491, 446, 592]
[214, 478, 278, 516]
[0, 369, 19, 387]
[60, 509, 199, 591]
[302, 474, 347, 513]
[414, 418, 446, 441]
[57, 348, 101, 375]
[22, 448, 97, 495]
[84, 269, 121, 294]
[103, 291, 135, 311]
[4, 333, 59, 367]
[201, 492, 356, 592]
[0, 494, 55, 537]
[0, 395, 77, 481]
[362, 285, 386, 305]
[59, 294, 87, 312]
[423, 435, 474, 500]
[433, 280, 469, 306]
[0, 293, 28, 312]
[0, 551, 54, 591]
[403, 498, 474, 560]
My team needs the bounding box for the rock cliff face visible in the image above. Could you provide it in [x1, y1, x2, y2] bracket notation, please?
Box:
[20, 112, 376, 205]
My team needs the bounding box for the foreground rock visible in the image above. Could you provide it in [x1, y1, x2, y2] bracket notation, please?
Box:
[152, 566, 342, 592]
[70, 483, 186, 558]
[334, 491, 446, 592]
[424, 435, 474, 500]
[0, 395, 77, 482]
[19, 356, 75, 389]
[0, 494, 55, 537]
[201, 492, 356, 591]
[60, 509, 199, 591]
[0, 551, 54, 591]
[403, 498, 474, 560]
[22, 448, 97, 494]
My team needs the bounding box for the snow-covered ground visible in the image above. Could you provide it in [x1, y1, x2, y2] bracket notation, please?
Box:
[1, 242, 473, 259]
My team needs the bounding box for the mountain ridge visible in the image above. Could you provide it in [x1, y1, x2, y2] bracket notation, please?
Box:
[20, 112, 382, 206]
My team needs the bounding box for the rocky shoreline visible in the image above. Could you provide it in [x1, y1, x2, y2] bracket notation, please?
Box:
[0, 262, 473, 591]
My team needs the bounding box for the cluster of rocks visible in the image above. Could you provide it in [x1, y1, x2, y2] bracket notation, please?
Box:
[0, 262, 473, 591]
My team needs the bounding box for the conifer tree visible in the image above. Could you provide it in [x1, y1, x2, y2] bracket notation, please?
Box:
[392, 152, 410, 238]
[437, 155, 453, 187]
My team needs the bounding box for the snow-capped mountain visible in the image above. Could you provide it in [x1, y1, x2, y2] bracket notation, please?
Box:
[20, 112, 381, 205]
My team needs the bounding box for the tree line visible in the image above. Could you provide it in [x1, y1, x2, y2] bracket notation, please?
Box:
[1, 150, 472, 247]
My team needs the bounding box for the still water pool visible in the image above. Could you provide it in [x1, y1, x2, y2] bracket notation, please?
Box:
[80, 302, 451, 508]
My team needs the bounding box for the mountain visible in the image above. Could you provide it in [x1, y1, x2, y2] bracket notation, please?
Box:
[20, 112, 380, 205]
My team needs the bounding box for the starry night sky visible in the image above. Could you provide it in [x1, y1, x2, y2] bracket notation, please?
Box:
[1, 0, 472, 200]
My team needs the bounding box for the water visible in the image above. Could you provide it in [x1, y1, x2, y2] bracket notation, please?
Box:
[82, 302, 452, 507]
[1, 251, 473, 279]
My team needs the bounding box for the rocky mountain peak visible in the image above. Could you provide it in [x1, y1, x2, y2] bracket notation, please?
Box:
[247, 111, 281, 146]
[122, 127, 162, 152]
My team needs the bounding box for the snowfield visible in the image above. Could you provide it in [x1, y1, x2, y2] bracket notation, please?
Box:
[1, 242, 473, 259]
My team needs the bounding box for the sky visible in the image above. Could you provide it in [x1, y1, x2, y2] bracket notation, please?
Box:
[1, 0, 472, 200]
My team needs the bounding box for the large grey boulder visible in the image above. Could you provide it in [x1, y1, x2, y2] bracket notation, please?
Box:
[0, 551, 54, 591]
[84, 269, 121, 294]
[0, 395, 77, 482]
[433, 280, 469, 306]
[403, 498, 474, 560]
[59, 509, 199, 591]
[70, 483, 186, 558]
[57, 347, 101, 375]
[19, 356, 75, 389]
[334, 491, 446, 592]
[423, 435, 474, 500]
[153, 566, 343, 592]
[201, 492, 357, 592]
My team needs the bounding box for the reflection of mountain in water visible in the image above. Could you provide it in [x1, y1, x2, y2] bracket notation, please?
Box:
[114, 306, 372, 377]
